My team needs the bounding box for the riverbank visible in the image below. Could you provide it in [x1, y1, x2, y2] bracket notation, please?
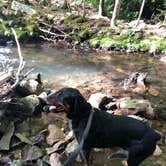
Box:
[0, 1, 166, 56]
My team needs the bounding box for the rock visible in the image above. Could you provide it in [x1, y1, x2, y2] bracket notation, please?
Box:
[88, 93, 113, 110]
[160, 56, 166, 62]
[36, 159, 45, 166]
[108, 149, 128, 160]
[88, 93, 107, 108]
[10, 160, 23, 166]
[15, 133, 35, 145]
[16, 79, 42, 96]
[11, 1, 36, 15]
[65, 139, 78, 155]
[0, 157, 12, 166]
[0, 121, 15, 150]
[49, 153, 62, 166]
[118, 98, 154, 118]
[46, 140, 67, 155]
[0, 116, 10, 137]
[153, 145, 162, 156]
[46, 124, 65, 146]
[26, 146, 43, 161]
[8, 95, 40, 117]
[124, 72, 147, 94]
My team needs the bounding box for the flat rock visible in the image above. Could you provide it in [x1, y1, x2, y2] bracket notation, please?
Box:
[46, 124, 65, 146]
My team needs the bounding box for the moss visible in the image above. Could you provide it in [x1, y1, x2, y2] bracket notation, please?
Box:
[63, 13, 87, 25]
[89, 37, 100, 47]
[157, 39, 166, 52]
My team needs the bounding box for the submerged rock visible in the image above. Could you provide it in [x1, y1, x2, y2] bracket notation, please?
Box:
[124, 72, 147, 94]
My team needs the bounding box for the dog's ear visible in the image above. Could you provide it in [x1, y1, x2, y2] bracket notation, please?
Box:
[64, 95, 91, 119]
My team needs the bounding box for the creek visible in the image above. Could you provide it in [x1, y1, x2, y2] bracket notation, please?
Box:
[10, 44, 166, 166]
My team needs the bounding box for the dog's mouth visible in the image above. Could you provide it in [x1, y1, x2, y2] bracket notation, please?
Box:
[49, 104, 65, 112]
[47, 99, 66, 113]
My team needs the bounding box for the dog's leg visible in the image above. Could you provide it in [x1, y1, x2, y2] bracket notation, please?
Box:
[80, 148, 91, 166]
[127, 133, 157, 166]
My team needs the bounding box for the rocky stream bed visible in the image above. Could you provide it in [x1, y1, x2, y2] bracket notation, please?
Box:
[0, 45, 166, 166]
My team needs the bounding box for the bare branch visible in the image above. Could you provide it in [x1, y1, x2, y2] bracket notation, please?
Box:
[11, 28, 25, 89]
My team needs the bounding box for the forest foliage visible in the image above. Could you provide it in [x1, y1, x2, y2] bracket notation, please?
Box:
[0, 0, 166, 54]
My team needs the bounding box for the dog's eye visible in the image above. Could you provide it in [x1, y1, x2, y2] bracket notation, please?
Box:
[56, 91, 62, 96]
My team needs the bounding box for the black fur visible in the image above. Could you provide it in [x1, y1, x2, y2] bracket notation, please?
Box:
[47, 87, 161, 166]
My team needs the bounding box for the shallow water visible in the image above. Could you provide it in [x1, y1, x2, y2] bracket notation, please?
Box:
[11, 45, 166, 166]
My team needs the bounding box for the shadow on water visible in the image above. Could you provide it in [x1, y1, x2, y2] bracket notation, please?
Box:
[11, 45, 166, 166]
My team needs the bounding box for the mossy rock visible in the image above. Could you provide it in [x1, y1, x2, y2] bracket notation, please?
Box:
[78, 28, 94, 41]
[8, 95, 40, 118]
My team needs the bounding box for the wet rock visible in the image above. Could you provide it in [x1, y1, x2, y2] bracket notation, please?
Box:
[46, 124, 65, 146]
[26, 146, 43, 161]
[0, 121, 15, 150]
[124, 72, 147, 94]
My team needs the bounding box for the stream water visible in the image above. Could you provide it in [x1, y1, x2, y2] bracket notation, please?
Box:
[11, 45, 166, 166]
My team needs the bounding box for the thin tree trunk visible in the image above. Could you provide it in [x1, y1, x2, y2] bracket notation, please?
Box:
[135, 0, 146, 27]
[63, 0, 71, 12]
[111, 0, 120, 28]
[163, 15, 166, 24]
[98, 0, 105, 16]
[83, 0, 86, 18]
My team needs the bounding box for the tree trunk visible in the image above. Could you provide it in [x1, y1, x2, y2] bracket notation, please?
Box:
[82, 0, 86, 19]
[98, 0, 105, 16]
[111, 0, 121, 28]
[135, 0, 146, 27]
[63, 0, 71, 12]
[163, 15, 166, 24]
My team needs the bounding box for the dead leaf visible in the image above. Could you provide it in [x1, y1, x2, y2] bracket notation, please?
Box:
[148, 86, 159, 96]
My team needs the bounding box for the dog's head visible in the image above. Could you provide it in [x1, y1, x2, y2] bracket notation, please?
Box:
[47, 87, 91, 119]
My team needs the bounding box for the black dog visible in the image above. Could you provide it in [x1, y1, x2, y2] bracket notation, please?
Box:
[47, 87, 161, 166]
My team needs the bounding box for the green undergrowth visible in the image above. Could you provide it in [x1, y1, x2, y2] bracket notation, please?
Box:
[0, 1, 39, 41]
[90, 29, 166, 53]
